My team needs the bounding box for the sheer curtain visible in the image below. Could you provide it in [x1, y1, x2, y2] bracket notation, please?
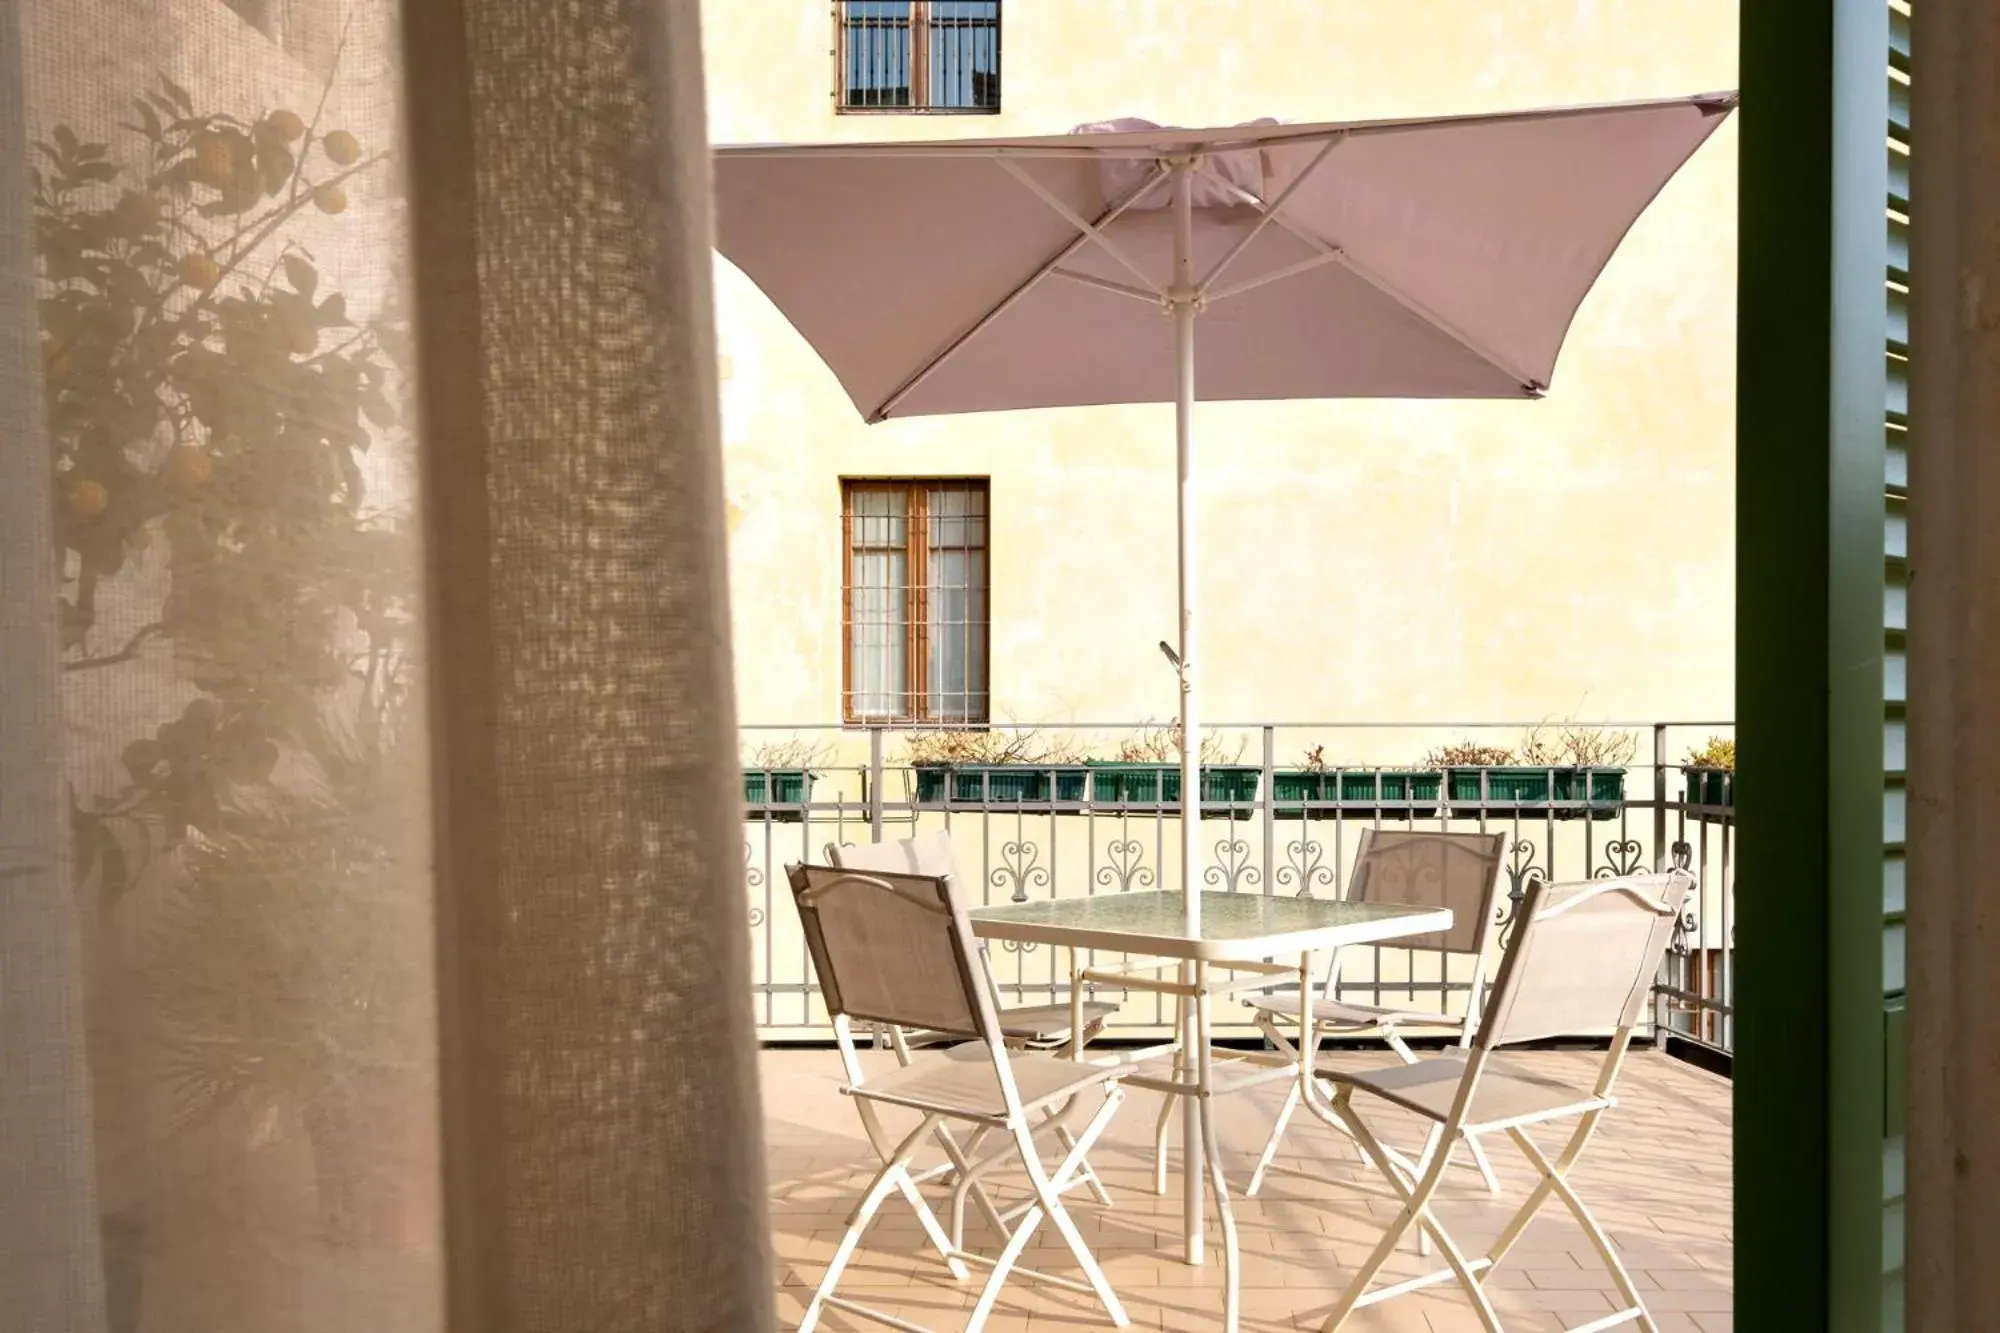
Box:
[0, 0, 769, 1329]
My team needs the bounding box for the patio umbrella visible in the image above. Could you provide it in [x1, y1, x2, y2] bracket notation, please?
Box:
[711, 93, 1735, 938]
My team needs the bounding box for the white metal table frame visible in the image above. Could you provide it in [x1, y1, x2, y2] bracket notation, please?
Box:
[970, 890, 1455, 1333]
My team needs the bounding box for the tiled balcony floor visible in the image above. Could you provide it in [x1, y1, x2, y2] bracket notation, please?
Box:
[764, 1046, 1731, 1332]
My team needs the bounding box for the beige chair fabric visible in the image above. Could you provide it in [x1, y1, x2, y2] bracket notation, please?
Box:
[786, 862, 1132, 1333]
[793, 862, 989, 1038]
[834, 828, 959, 877]
[1479, 872, 1687, 1047]
[1, 3, 769, 1332]
[1244, 829, 1508, 1197]
[1314, 871, 1694, 1333]
[832, 833, 1118, 1047]
[1347, 828, 1508, 955]
[1249, 828, 1506, 1031]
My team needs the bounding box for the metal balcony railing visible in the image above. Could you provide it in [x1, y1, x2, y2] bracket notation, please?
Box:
[740, 720, 1736, 1059]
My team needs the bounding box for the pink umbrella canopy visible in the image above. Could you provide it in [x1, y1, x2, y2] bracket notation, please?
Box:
[712, 94, 1736, 421]
[710, 94, 1734, 957]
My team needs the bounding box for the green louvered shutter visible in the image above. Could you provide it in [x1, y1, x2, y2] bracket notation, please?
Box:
[1880, 2, 1910, 1328]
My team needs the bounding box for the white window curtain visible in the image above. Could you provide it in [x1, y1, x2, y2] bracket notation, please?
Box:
[925, 485, 986, 721]
[0, 1, 770, 1331]
[847, 490, 908, 718]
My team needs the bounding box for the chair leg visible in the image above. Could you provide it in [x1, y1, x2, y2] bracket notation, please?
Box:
[891, 1167, 971, 1282]
[1405, 1126, 1443, 1259]
[962, 1092, 1131, 1333]
[1386, 1027, 1500, 1195]
[1466, 1132, 1504, 1195]
[961, 1200, 1046, 1333]
[1152, 1044, 1183, 1196]
[1050, 1003, 1114, 1207]
[950, 1126, 1024, 1254]
[932, 1122, 1008, 1244]
[800, 1114, 961, 1333]
[1048, 1113, 1115, 1207]
[1245, 1076, 1301, 1196]
[1508, 1127, 1660, 1333]
[1021, 1092, 1130, 1327]
[999, 1099, 1109, 1210]
[1250, 1016, 1374, 1190]
[1482, 1109, 1606, 1275]
[858, 1095, 1003, 1253]
[1320, 1097, 1504, 1333]
[1193, 1017, 1241, 1333]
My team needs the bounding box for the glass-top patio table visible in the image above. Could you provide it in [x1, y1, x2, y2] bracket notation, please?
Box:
[970, 890, 1452, 1333]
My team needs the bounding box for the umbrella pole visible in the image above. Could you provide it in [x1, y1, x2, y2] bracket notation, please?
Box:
[1171, 157, 1201, 941]
[1170, 154, 1205, 1266]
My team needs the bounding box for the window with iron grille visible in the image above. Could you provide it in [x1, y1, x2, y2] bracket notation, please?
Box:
[836, 2, 1001, 114]
[842, 480, 989, 723]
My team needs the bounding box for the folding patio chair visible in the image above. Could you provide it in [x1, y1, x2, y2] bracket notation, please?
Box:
[787, 860, 1134, 1333]
[831, 830, 1120, 1054]
[830, 831, 1119, 1212]
[1314, 869, 1694, 1333]
[1243, 829, 1510, 1198]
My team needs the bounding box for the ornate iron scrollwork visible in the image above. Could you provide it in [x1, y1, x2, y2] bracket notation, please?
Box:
[1496, 838, 1545, 945]
[991, 839, 1049, 904]
[745, 841, 766, 927]
[1205, 836, 1261, 893]
[1096, 837, 1154, 893]
[1278, 836, 1336, 898]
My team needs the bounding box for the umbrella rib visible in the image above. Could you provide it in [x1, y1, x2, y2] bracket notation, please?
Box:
[870, 163, 1170, 421]
[720, 145, 1160, 160]
[1193, 164, 1543, 393]
[1195, 132, 1345, 296]
[1329, 249, 1545, 394]
[995, 158, 1166, 299]
[1050, 269, 1161, 304]
[1195, 159, 1336, 257]
[1203, 250, 1349, 303]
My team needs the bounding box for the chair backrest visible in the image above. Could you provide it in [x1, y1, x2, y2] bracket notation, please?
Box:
[786, 861, 1002, 1044]
[1346, 828, 1507, 956]
[829, 829, 958, 879]
[1475, 871, 1693, 1049]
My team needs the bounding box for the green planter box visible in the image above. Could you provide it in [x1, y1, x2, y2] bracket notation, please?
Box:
[1272, 769, 1445, 819]
[913, 764, 1089, 809]
[742, 768, 815, 822]
[1447, 767, 1625, 820]
[1682, 765, 1735, 819]
[1087, 763, 1260, 816]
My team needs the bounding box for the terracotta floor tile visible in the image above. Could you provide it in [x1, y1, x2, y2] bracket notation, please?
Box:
[760, 1048, 1731, 1330]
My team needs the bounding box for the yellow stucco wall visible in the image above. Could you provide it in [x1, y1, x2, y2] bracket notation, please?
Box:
[703, 0, 1738, 740]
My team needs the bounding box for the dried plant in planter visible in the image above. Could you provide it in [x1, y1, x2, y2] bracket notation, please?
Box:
[900, 727, 1086, 767]
[1113, 720, 1246, 765]
[1683, 736, 1736, 771]
[744, 737, 836, 769]
[1519, 723, 1639, 768]
[1422, 739, 1517, 768]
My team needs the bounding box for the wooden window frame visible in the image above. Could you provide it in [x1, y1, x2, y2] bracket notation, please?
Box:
[840, 478, 990, 726]
[832, 1, 1002, 116]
